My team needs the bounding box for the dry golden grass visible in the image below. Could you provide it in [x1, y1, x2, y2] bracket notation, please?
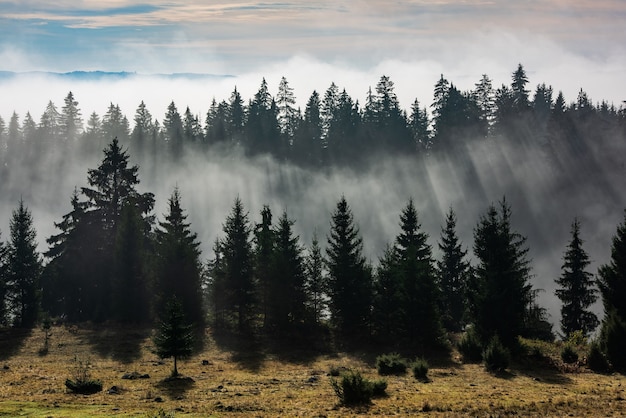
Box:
[0, 325, 625, 417]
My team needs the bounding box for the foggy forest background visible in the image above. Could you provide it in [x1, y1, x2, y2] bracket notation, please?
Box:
[0, 63, 625, 335]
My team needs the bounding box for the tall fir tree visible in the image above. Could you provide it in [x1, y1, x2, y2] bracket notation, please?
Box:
[305, 233, 326, 326]
[395, 199, 444, 349]
[372, 245, 403, 342]
[6, 200, 42, 327]
[155, 188, 204, 325]
[326, 196, 372, 339]
[215, 197, 254, 332]
[113, 202, 151, 323]
[555, 218, 599, 339]
[597, 211, 626, 372]
[254, 205, 274, 328]
[267, 211, 308, 336]
[469, 199, 534, 350]
[437, 208, 470, 332]
[0, 232, 8, 326]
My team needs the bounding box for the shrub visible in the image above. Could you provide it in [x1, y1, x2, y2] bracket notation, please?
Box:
[566, 330, 587, 346]
[65, 356, 103, 395]
[330, 369, 386, 405]
[411, 357, 429, 381]
[458, 328, 483, 363]
[560, 344, 579, 364]
[376, 353, 407, 375]
[483, 336, 510, 372]
[370, 379, 388, 397]
[587, 341, 610, 373]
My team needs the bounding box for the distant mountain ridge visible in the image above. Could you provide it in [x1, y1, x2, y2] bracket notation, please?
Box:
[0, 70, 234, 80]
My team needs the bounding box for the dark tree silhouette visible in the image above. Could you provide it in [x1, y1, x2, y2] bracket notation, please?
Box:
[555, 218, 599, 339]
[155, 188, 204, 326]
[597, 211, 626, 372]
[469, 198, 534, 350]
[437, 208, 471, 332]
[154, 297, 194, 377]
[326, 196, 372, 339]
[6, 199, 42, 328]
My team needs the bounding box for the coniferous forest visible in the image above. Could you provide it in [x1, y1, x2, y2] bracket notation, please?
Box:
[1, 63, 626, 371]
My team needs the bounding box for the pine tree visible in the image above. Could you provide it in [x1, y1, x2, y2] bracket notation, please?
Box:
[305, 234, 326, 326]
[326, 196, 372, 338]
[409, 99, 430, 151]
[395, 199, 444, 349]
[6, 199, 42, 327]
[555, 218, 599, 339]
[217, 197, 254, 332]
[155, 188, 204, 326]
[131, 101, 153, 157]
[164, 101, 183, 160]
[43, 188, 90, 320]
[153, 297, 194, 377]
[0, 232, 8, 326]
[102, 103, 130, 143]
[60, 91, 82, 144]
[254, 205, 274, 328]
[437, 208, 470, 332]
[267, 211, 307, 335]
[277, 76, 297, 139]
[47, 138, 154, 322]
[597, 211, 626, 371]
[372, 245, 403, 342]
[113, 202, 151, 323]
[469, 199, 534, 350]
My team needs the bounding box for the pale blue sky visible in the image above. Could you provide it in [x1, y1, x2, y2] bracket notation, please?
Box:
[2, 1, 625, 73]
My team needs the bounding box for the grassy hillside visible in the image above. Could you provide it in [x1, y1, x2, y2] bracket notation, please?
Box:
[0, 325, 624, 417]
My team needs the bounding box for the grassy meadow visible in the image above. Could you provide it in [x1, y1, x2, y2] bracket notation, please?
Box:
[0, 325, 625, 417]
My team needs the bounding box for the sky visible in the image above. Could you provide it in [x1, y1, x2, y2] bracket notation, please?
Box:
[1, 0, 625, 116]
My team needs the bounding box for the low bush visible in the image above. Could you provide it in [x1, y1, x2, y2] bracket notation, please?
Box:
[376, 353, 407, 375]
[560, 344, 579, 364]
[483, 336, 510, 372]
[458, 328, 483, 363]
[411, 357, 429, 381]
[65, 356, 103, 395]
[587, 341, 610, 373]
[330, 369, 386, 405]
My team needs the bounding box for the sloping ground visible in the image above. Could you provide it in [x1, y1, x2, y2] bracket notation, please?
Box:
[0, 325, 625, 417]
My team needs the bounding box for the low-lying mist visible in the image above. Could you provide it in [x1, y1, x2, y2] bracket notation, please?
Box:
[1, 130, 622, 330]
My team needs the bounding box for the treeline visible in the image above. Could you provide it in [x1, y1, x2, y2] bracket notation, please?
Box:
[0, 137, 625, 370]
[0, 64, 624, 175]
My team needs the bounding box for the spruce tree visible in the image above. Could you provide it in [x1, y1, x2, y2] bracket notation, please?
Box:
[6, 199, 42, 328]
[597, 211, 626, 371]
[305, 233, 326, 326]
[155, 188, 204, 326]
[326, 196, 372, 339]
[267, 211, 308, 335]
[395, 199, 444, 349]
[555, 218, 599, 339]
[469, 199, 534, 350]
[0, 232, 8, 326]
[113, 202, 151, 323]
[217, 197, 254, 332]
[153, 297, 194, 377]
[372, 245, 403, 342]
[437, 208, 470, 332]
[254, 205, 274, 328]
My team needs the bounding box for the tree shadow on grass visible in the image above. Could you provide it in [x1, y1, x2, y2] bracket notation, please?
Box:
[84, 324, 151, 364]
[0, 327, 33, 361]
[212, 328, 265, 373]
[156, 375, 195, 400]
